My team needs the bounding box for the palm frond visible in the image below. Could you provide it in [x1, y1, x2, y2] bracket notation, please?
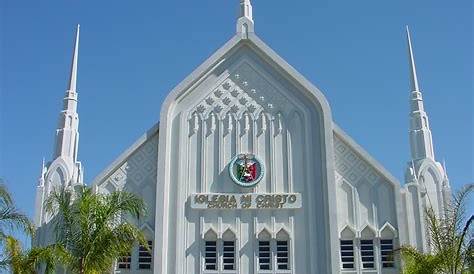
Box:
[46, 186, 148, 273]
[0, 206, 35, 236]
[0, 182, 13, 206]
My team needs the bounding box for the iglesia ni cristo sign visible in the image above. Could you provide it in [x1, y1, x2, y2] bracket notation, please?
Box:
[190, 193, 302, 209]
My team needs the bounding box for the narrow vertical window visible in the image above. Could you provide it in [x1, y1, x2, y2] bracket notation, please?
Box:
[205, 240, 218, 270]
[276, 240, 289, 270]
[117, 252, 131, 269]
[222, 229, 236, 270]
[276, 229, 290, 270]
[381, 239, 394, 268]
[258, 240, 271, 270]
[360, 239, 375, 269]
[138, 240, 153, 269]
[340, 240, 355, 269]
[203, 229, 218, 271]
[223, 240, 235, 270]
[258, 230, 272, 271]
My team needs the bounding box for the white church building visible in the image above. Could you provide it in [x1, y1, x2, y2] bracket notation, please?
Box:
[34, 1, 452, 273]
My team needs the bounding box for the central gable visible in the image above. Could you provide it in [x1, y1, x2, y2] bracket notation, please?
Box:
[154, 34, 339, 273]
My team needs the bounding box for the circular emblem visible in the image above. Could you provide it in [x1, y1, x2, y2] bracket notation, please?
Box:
[228, 153, 264, 188]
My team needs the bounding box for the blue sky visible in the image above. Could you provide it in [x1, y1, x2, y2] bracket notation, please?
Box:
[1, 0, 472, 227]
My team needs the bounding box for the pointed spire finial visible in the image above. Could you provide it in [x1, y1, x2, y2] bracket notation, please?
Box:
[68, 24, 80, 92]
[442, 159, 448, 178]
[237, 0, 254, 37]
[239, 0, 253, 22]
[38, 157, 46, 184]
[406, 26, 419, 91]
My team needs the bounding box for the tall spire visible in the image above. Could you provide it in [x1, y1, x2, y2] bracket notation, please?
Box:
[406, 26, 435, 160]
[68, 24, 80, 92]
[406, 26, 419, 92]
[53, 25, 81, 161]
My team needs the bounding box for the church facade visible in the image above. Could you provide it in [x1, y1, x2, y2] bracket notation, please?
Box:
[34, 1, 452, 273]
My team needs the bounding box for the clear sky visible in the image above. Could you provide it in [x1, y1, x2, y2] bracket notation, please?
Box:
[1, 0, 472, 226]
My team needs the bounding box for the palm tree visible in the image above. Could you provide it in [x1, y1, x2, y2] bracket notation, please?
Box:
[400, 183, 474, 274]
[44, 185, 148, 274]
[0, 180, 34, 240]
[0, 235, 60, 274]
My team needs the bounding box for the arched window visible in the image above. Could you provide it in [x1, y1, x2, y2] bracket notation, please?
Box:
[360, 226, 376, 269]
[257, 229, 272, 271]
[222, 229, 236, 270]
[204, 229, 218, 271]
[276, 229, 290, 270]
[340, 226, 356, 270]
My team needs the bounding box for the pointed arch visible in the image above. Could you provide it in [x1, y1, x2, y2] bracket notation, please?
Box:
[203, 228, 218, 241]
[222, 227, 236, 240]
[380, 222, 397, 239]
[140, 223, 155, 238]
[257, 227, 272, 240]
[276, 227, 290, 240]
[340, 225, 356, 239]
[360, 224, 377, 239]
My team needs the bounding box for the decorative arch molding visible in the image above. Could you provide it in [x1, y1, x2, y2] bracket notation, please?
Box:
[339, 224, 356, 239]
[416, 159, 443, 185]
[45, 158, 71, 193]
[380, 222, 398, 238]
[203, 227, 218, 240]
[257, 227, 272, 240]
[140, 223, 155, 237]
[275, 227, 290, 240]
[360, 223, 377, 239]
[219, 225, 237, 238]
[47, 158, 71, 183]
[222, 228, 237, 240]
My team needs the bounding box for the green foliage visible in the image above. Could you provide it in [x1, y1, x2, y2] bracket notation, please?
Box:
[0, 180, 41, 272]
[1, 236, 60, 274]
[45, 185, 148, 274]
[0, 181, 34, 240]
[400, 183, 474, 274]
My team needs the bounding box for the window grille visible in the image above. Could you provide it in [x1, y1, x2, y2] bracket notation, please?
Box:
[360, 239, 375, 269]
[276, 240, 289, 270]
[340, 240, 355, 269]
[223, 240, 236, 270]
[258, 240, 271, 270]
[380, 239, 394, 268]
[117, 252, 131, 269]
[138, 240, 153, 269]
[205, 240, 217, 270]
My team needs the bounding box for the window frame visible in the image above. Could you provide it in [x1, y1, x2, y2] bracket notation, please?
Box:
[380, 238, 395, 268]
[340, 239, 356, 270]
[138, 240, 153, 270]
[360, 239, 375, 270]
[117, 252, 132, 270]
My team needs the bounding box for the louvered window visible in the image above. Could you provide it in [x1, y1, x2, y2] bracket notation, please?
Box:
[205, 240, 217, 270]
[360, 239, 375, 269]
[223, 240, 236, 270]
[258, 240, 271, 270]
[381, 239, 395, 268]
[139, 240, 153, 269]
[276, 240, 289, 270]
[117, 252, 131, 269]
[340, 240, 355, 269]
